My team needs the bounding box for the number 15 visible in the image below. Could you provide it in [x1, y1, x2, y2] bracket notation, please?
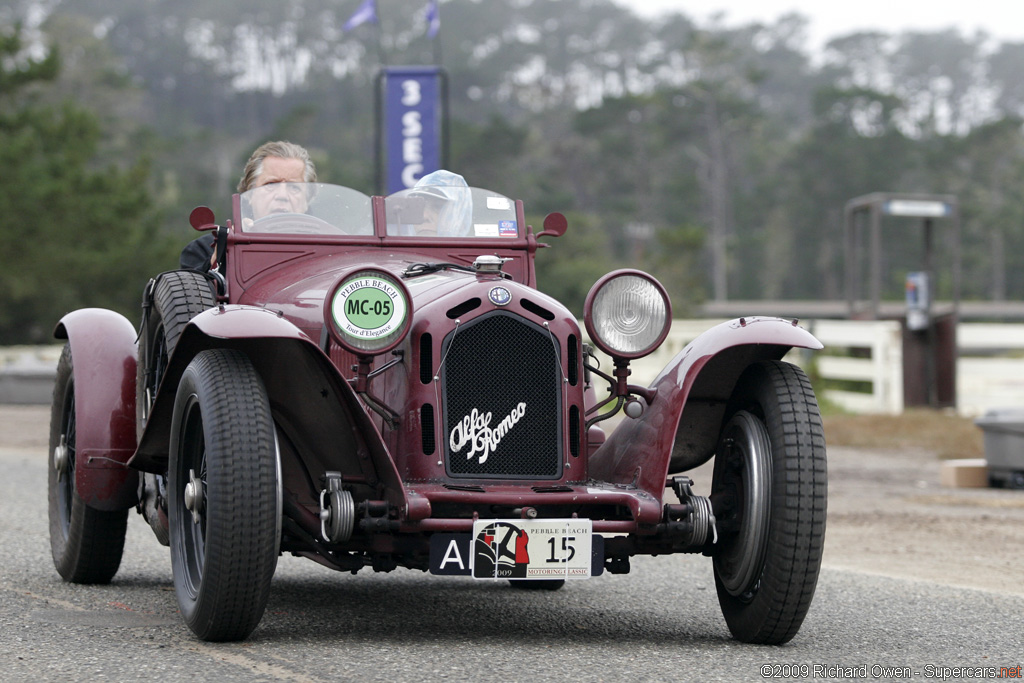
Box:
[547, 536, 576, 563]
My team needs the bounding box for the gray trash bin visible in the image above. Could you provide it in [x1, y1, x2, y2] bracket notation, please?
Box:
[975, 409, 1024, 489]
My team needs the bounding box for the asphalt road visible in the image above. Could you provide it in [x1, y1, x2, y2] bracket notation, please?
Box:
[1, 409, 1022, 682]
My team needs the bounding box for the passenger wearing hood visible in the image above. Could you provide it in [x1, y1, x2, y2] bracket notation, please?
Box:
[393, 170, 473, 237]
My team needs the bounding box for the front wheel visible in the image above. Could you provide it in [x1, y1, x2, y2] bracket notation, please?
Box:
[168, 349, 281, 641]
[48, 344, 128, 583]
[711, 360, 827, 645]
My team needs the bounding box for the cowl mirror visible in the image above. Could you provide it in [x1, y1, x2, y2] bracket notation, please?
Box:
[537, 212, 567, 239]
[189, 206, 217, 232]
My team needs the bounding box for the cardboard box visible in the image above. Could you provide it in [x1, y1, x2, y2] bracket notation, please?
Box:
[939, 458, 988, 488]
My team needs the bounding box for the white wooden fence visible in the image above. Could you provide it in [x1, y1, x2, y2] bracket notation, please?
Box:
[605, 319, 1024, 417]
[955, 324, 1024, 416]
[802, 320, 906, 414]
[807, 320, 1024, 416]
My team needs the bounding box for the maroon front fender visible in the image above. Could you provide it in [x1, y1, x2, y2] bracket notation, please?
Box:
[54, 309, 139, 511]
[131, 306, 425, 521]
[589, 317, 822, 523]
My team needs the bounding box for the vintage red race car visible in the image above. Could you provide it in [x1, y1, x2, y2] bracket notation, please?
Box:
[48, 178, 827, 643]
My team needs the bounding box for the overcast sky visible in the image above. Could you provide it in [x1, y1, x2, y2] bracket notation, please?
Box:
[617, 0, 1024, 50]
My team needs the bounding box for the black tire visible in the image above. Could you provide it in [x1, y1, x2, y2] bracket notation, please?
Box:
[48, 344, 128, 584]
[137, 270, 216, 435]
[711, 360, 827, 645]
[168, 349, 280, 641]
[509, 579, 566, 591]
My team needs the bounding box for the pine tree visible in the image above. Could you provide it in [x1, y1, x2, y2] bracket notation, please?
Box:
[0, 23, 174, 343]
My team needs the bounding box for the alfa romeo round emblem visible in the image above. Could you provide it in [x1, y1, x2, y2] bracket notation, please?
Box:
[488, 286, 512, 306]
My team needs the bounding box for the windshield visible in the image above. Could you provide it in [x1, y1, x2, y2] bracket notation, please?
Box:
[234, 182, 520, 239]
[385, 186, 519, 238]
[238, 183, 373, 235]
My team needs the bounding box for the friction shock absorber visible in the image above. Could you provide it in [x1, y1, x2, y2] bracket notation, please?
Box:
[666, 475, 718, 546]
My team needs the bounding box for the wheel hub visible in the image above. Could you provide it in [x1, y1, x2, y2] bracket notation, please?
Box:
[53, 435, 69, 479]
[713, 411, 772, 598]
[183, 468, 204, 525]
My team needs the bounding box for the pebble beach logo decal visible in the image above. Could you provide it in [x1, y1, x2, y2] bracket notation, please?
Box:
[449, 403, 526, 464]
[473, 522, 530, 578]
[332, 275, 408, 342]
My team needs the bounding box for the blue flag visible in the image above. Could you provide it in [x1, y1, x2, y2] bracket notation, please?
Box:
[425, 0, 440, 38]
[343, 0, 378, 31]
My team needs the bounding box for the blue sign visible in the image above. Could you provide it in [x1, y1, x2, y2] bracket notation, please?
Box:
[383, 66, 444, 194]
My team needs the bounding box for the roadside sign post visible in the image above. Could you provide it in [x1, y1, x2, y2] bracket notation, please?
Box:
[844, 193, 960, 409]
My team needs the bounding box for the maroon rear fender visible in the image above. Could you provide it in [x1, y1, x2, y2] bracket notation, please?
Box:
[589, 317, 822, 520]
[54, 308, 140, 511]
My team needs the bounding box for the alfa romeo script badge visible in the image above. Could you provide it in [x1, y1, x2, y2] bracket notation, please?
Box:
[488, 286, 512, 306]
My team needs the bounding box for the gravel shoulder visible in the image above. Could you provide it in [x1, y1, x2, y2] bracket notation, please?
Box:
[823, 443, 1024, 596]
[5, 404, 1022, 597]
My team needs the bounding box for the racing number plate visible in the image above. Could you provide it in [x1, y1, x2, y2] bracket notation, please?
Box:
[470, 519, 593, 580]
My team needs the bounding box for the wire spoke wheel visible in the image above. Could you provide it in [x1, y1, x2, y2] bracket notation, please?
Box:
[137, 271, 216, 545]
[137, 270, 216, 435]
[711, 360, 827, 645]
[168, 348, 280, 642]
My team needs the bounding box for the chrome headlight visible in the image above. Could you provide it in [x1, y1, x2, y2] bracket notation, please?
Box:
[325, 270, 412, 355]
[584, 270, 671, 359]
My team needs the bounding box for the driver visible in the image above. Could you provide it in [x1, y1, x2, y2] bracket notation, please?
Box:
[180, 141, 318, 271]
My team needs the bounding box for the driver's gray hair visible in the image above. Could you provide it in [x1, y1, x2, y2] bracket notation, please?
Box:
[237, 141, 318, 192]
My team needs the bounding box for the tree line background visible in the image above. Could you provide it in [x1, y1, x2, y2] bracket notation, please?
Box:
[3, 0, 1024, 343]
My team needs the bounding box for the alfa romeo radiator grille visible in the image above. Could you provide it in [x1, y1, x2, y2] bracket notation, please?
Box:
[442, 312, 561, 478]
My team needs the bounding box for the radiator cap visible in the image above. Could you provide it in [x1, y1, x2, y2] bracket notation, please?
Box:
[473, 255, 509, 274]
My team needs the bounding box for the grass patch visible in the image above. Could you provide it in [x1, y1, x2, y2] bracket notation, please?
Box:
[822, 409, 984, 460]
